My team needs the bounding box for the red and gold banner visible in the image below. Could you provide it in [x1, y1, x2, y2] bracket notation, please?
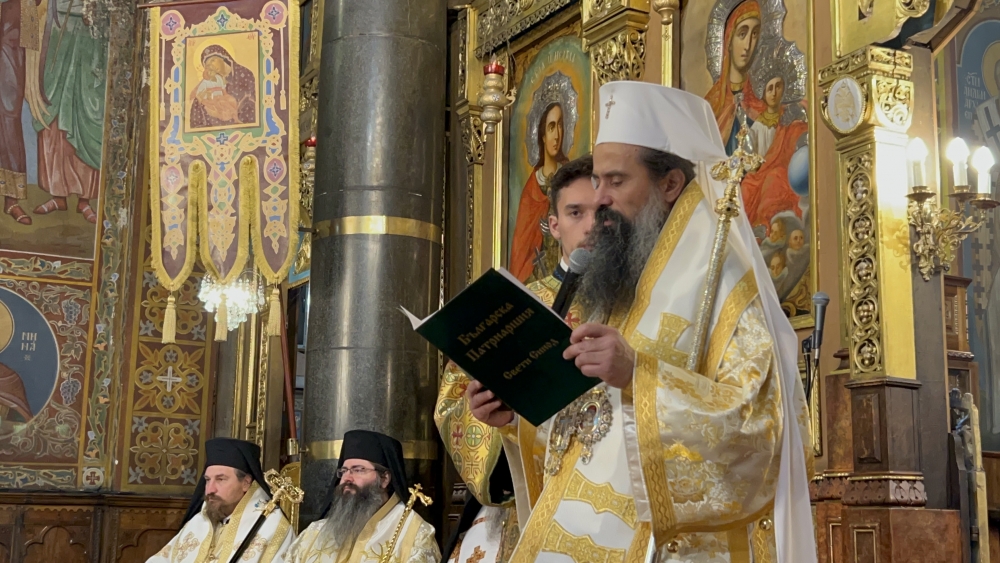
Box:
[149, 0, 299, 341]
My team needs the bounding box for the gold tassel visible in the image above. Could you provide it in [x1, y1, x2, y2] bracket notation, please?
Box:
[214, 297, 228, 341]
[280, 89, 287, 110]
[266, 286, 282, 337]
[162, 293, 177, 344]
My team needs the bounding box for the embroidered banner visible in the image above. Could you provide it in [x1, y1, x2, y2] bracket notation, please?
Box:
[150, 0, 299, 341]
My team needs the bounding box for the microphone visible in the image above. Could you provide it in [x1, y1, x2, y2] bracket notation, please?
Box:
[803, 292, 829, 401]
[811, 292, 830, 363]
[552, 248, 591, 319]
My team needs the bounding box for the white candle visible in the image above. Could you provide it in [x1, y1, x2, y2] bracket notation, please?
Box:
[946, 138, 970, 186]
[972, 146, 996, 195]
[907, 137, 928, 189]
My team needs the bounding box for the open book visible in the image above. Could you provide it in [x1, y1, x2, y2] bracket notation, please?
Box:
[401, 268, 598, 427]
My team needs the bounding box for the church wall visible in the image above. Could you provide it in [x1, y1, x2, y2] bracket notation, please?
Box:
[0, 1, 205, 559]
[0, 0, 220, 499]
[0, 0, 143, 491]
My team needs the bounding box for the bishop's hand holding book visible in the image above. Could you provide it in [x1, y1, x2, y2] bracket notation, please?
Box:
[401, 267, 600, 427]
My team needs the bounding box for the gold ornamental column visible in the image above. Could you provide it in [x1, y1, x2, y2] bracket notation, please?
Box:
[455, 7, 491, 283]
[819, 46, 960, 562]
[582, 0, 651, 85]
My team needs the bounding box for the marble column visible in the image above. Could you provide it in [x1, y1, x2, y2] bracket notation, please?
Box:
[302, 0, 446, 523]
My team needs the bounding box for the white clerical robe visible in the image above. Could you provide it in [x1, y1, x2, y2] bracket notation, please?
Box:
[499, 181, 813, 563]
[148, 483, 295, 563]
[289, 495, 440, 563]
[446, 505, 515, 563]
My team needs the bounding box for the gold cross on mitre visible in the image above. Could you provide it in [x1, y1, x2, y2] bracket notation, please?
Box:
[631, 312, 691, 368]
[605, 94, 616, 119]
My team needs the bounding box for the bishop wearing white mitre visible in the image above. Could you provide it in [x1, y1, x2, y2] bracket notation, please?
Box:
[464, 82, 817, 563]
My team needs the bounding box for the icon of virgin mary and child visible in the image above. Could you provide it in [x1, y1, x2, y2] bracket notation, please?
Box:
[189, 44, 258, 129]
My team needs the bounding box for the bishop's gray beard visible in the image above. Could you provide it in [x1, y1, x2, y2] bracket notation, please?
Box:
[577, 195, 669, 320]
[318, 481, 386, 552]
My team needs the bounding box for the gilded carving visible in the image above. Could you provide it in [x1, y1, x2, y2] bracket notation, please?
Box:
[461, 113, 485, 284]
[588, 0, 625, 20]
[463, 115, 487, 166]
[844, 151, 883, 375]
[475, 0, 574, 58]
[833, 0, 930, 56]
[457, 12, 469, 99]
[872, 77, 912, 129]
[589, 29, 646, 85]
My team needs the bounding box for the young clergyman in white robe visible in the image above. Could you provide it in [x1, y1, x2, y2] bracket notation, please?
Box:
[289, 430, 440, 563]
[147, 438, 295, 563]
[466, 82, 817, 562]
[435, 157, 598, 563]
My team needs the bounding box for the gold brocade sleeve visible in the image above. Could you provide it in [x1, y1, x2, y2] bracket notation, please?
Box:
[434, 361, 507, 505]
[630, 298, 784, 544]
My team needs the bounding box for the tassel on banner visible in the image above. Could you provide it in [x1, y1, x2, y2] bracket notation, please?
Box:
[266, 286, 282, 337]
[162, 293, 177, 344]
[214, 297, 228, 342]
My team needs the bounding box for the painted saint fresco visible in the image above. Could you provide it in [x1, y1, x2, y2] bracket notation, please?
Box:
[686, 0, 812, 322]
[507, 32, 591, 283]
[950, 4, 1000, 449]
[0, 0, 108, 258]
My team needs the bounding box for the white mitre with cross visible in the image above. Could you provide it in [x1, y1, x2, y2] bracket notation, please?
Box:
[596, 81, 727, 163]
[594, 81, 818, 563]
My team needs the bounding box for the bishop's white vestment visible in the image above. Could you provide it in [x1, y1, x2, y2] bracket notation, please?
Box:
[439, 82, 817, 563]
[288, 495, 440, 563]
[147, 483, 295, 563]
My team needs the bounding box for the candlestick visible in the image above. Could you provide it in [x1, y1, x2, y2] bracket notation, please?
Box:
[946, 137, 970, 187]
[907, 137, 928, 189]
[972, 146, 996, 195]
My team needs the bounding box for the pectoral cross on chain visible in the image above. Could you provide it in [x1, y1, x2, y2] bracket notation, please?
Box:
[605, 95, 616, 119]
[631, 313, 691, 368]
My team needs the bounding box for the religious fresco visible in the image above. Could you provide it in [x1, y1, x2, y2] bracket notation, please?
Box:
[0, 281, 90, 487]
[507, 28, 591, 283]
[682, 0, 814, 325]
[945, 1, 1000, 450]
[0, 0, 109, 258]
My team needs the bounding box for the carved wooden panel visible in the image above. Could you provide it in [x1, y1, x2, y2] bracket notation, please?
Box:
[0, 505, 17, 563]
[0, 493, 187, 563]
[852, 525, 878, 563]
[854, 392, 882, 465]
[21, 506, 97, 563]
[103, 506, 186, 563]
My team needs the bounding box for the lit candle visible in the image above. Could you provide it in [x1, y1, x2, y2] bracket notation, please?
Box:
[972, 146, 996, 195]
[945, 138, 970, 186]
[907, 137, 929, 189]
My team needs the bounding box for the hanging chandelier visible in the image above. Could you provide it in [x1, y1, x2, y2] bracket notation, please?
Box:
[197, 267, 267, 340]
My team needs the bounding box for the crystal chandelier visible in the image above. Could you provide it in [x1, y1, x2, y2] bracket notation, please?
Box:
[198, 267, 266, 339]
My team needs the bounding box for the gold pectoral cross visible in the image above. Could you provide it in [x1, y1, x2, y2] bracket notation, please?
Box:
[631, 313, 691, 368]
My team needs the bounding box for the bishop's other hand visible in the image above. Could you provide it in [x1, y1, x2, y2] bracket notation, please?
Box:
[465, 379, 515, 428]
[563, 323, 636, 389]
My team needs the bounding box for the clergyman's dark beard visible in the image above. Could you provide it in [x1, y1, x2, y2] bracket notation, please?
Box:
[318, 481, 386, 551]
[577, 196, 669, 320]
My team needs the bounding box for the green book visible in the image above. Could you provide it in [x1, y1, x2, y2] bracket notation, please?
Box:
[401, 268, 599, 427]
